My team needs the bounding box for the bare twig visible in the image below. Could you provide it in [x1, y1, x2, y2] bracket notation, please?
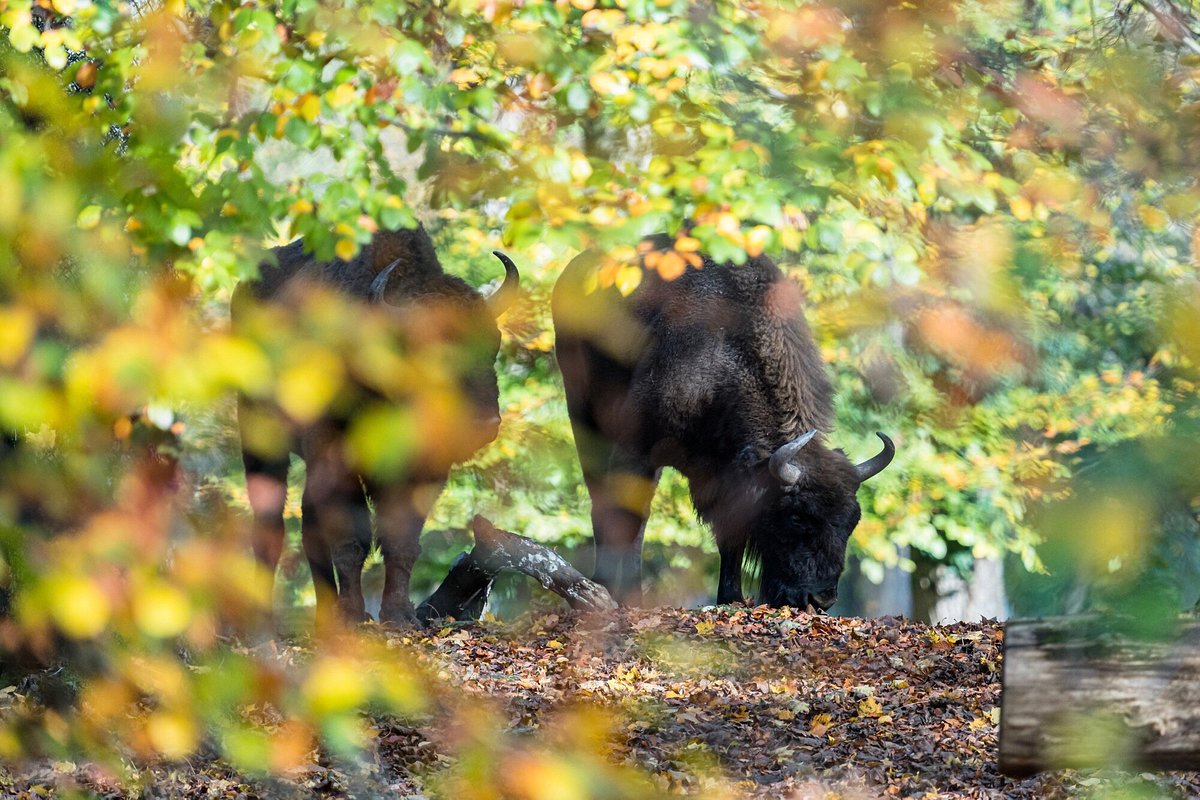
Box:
[1133, 0, 1200, 55]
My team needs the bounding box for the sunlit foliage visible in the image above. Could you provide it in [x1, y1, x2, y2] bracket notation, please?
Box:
[0, 0, 1197, 785]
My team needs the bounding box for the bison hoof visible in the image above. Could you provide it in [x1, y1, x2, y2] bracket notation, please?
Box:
[378, 601, 418, 628]
[335, 600, 371, 625]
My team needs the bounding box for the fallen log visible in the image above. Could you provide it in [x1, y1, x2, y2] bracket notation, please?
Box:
[999, 616, 1200, 776]
[417, 515, 617, 624]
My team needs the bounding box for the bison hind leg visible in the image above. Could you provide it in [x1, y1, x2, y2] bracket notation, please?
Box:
[300, 472, 373, 626]
[586, 464, 660, 606]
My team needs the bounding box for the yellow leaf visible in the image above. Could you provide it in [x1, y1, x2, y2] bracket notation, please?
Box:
[809, 712, 833, 736]
[1138, 204, 1169, 232]
[49, 576, 110, 640]
[335, 238, 357, 262]
[1009, 195, 1032, 221]
[77, 205, 102, 230]
[297, 93, 321, 122]
[714, 211, 741, 238]
[304, 657, 368, 715]
[449, 67, 479, 89]
[745, 225, 772, 257]
[547, 639, 564, 649]
[589, 71, 629, 96]
[147, 711, 198, 759]
[857, 695, 884, 717]
[694, 620, 715, 635]
[504, 753, 588, 800]
[0, 306, 36, 367]
[133, 581, 192, 639]
[327, 82, 357, 109]
[277, 346, 345, 423]
[570, 154, 592, 182]
[589, 206, 617, 226]
[615, 264, 642, 296]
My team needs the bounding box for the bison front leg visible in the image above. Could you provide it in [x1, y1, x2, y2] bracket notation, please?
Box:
[717, 545, 745, 605]
[239, 396, 292, 619]
[372, 486, 428, 626]
[299, 509, 337, 629]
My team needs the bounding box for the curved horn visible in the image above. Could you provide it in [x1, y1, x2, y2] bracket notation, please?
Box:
[768, 429, 818, 485]
[855, 432, 895, 482]
[487, 250, 520, 318]
[369, 258, 403, 304]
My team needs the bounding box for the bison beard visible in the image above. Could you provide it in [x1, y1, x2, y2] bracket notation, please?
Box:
[233, 226, 517, 627]
[552, 237, 893, 609]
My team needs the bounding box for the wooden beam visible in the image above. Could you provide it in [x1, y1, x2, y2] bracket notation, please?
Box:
[999, 617, 1200, 776]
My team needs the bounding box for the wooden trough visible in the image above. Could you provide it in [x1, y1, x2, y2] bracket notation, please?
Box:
[999, 616, 1200, 775]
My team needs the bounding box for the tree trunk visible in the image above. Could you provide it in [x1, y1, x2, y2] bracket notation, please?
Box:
[999, 617, 1200, 776]
[911, 552, 946, 623]
[417, 515, 617, 624]
[838, 552, 913, 618]
[966, 557, 1007, 620]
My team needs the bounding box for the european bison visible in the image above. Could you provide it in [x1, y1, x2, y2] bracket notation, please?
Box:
[233, 226, 518, 626]
[552, 236, 893, 609]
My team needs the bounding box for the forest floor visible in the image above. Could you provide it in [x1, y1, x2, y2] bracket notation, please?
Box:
[3, 606, 1199, 799]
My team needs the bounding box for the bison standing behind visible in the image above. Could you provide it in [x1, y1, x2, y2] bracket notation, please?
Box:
[552, 235, 893, 609]
[233, 226, 518, 626]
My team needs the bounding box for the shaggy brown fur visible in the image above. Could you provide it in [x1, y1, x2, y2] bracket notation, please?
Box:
[233, 226, 515, 626]
[552, 238, 891, 608]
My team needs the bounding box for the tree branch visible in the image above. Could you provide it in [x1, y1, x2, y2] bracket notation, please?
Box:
[416, 515, 617, 624]
[1133, 0, 1200, 55]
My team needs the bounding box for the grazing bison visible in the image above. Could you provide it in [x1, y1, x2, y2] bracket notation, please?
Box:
[552, 236, 893, 609]
[233, 226, 518, 626]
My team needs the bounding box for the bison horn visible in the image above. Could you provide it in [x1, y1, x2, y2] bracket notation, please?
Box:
[369, 257, 403, 304]
[768, 429, 818, 485]
[487, 250, 520, 318]
[855, 432, 895, 482]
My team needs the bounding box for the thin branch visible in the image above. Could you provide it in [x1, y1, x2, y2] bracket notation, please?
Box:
[1133, 0, 1200, 55]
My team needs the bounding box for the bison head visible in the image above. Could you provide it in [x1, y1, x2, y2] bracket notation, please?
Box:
[368, 251, 519, 463]
[751, 431, 894, 611]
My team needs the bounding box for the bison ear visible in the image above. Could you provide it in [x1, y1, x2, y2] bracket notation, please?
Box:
[370, 258, 403, 303]
[768, 429, 817, 486]
[855, 432, 895, 483]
